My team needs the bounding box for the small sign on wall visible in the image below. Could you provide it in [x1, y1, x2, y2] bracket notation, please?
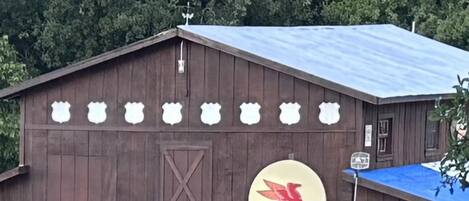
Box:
[364, 124, 373, 147]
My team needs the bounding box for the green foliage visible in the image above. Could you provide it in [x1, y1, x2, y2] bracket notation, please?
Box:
[432, 73, 469, 192]
[322, 0, 469, 50]
[244, 0, 323, 25]
[0, 36, 29, 172]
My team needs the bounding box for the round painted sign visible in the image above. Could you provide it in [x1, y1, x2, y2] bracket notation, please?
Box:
[249, 160, 326, 201]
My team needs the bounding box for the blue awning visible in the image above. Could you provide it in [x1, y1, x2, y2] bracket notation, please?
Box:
[343, 165, 469, 201]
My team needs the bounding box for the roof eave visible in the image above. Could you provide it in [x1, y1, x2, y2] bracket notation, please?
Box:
[377, 93, 454, 105]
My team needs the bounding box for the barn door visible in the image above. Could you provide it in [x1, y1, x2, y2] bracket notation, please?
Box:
[160, 142, 212, 201]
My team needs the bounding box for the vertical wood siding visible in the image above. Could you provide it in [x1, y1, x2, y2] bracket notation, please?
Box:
[0, 38, 442, 201]
[364, 102, 448, 169]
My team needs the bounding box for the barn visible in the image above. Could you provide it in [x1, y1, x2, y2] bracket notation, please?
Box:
[0, 24, 468, 201]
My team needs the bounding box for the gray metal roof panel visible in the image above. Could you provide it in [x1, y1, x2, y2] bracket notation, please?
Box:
[179, 24, 469, 98]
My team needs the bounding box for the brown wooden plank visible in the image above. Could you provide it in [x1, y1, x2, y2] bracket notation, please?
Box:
[278, 73, 294, 103]
[117, 56, 133, 126]
[88, 132, 103, 201]
[308, 133, 324, 175]
[145, 134, 158, 201]
[102, 131, 118, 201]
[355, 100, 364, 152]
[47, 130, 61, 155]
[248, 63, 264, 103]
[75, 156, 88, 201]
[230, 133, 248, 201]
[74, 72, 90, 125]
[61, 155, 75, 201]
[33, 88, 48, 125]
[201, 144, 212, 201]
[397, 104, 406, 166]
[144, 47, 161, 127]
[204, 47, 219, 102]
[162, 149, 174, 201]
[187, 149, 202, 201]
[292, 133, 309, 162]
[218, 52, 235, 126]
[131, 54, 147, 101]
[276, 133, 293, 160]
[309, 84, 325, 129]
[213, 135, 232, 201]
[47, 133, 61, 201]
[263, 68, 279, 127]
[173, 149, 188, 201]
[117, 132, 131, 201]
[323, 133, 340, 201]
[161, 42, 176, 103]
[103, 61, 118, 125]
[31, 131, 47, 201]
[247, 133, 265, 184]
[88, 156, 103, 201]
[87, 65, 105, 102]
[233, 58, 249, 127]
[130, 134, 146, 201]
[188, 42, 205, 127]
[294, 78, 309, 128]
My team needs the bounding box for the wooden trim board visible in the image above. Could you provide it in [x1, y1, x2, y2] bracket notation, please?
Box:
[0, 166, 29, 183]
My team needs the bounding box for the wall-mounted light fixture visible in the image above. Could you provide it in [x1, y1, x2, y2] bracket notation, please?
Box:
[178, 41, 185, 74]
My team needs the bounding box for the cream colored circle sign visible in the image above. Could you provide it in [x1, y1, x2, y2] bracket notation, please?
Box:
[249, 160, 327, 201]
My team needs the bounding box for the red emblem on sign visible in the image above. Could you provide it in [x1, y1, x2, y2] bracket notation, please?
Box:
[257, 179, 303, 201]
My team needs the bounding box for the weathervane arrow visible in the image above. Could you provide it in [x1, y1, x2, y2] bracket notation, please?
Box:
[182, 2, 194, 25]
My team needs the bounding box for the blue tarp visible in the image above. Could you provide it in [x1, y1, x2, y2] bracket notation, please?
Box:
[180, 25, 469, 98]
[344, 165, 469, 201]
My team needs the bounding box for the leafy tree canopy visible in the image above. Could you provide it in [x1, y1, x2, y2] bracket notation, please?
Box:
[432, 74, 469, 192]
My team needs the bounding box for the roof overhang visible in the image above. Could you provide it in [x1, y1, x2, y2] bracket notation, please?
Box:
[378, 93, 454, 105]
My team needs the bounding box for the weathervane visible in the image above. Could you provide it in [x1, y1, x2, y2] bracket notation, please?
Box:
[182, 2, 194, 25]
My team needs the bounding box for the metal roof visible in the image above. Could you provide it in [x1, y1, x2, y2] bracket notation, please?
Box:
[179, 25, 469, 99]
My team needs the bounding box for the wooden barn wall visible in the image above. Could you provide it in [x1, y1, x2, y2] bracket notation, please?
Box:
[363, 102, 448, 169]
[4, 39, 365, 201]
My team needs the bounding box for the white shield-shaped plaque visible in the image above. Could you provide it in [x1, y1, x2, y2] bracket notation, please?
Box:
[319, 102, 340, 125]
[200, 102, 221, 126]
[279, 102, 301, 125]
[240, 102, 261, 125]
[162, 102, 182, 125]
[87, 102, 107, 124]
[124, 102, 144, 125]
[51, 101, 71, 123]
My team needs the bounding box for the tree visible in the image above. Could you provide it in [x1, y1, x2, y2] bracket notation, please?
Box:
[0, 36, 29, 172]
[432, 73, 469, 192]
[243, 0, 324, 26]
